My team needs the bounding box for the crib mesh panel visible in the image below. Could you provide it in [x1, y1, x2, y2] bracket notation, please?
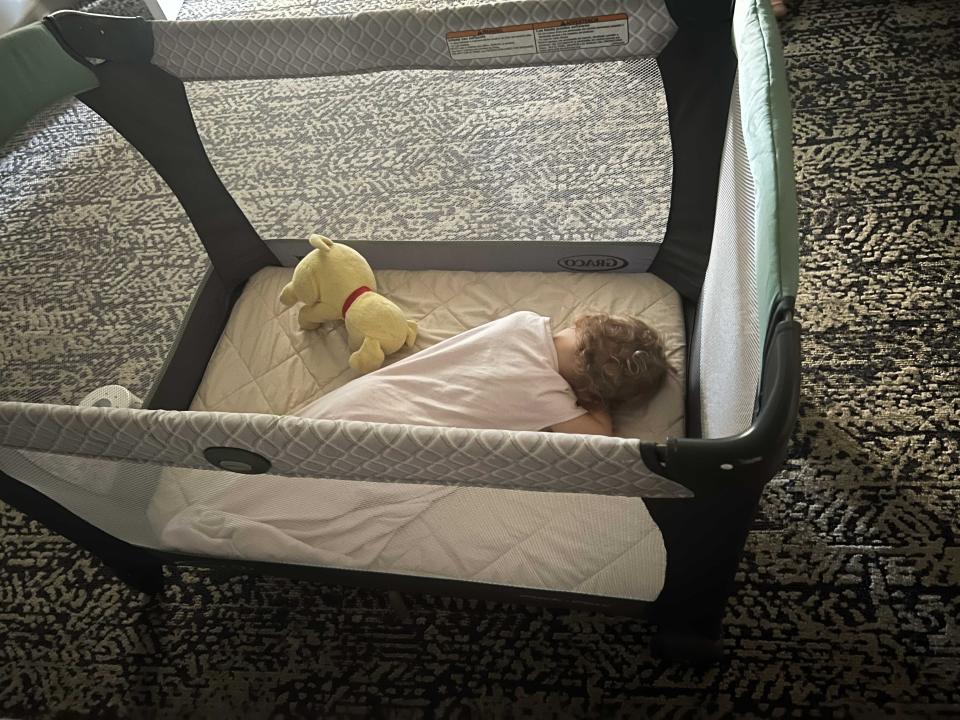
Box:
[698, 78, 762, 440]
[0, 100, 208, 407]
[0, 447, 666, 599]
[186, 58, 672, 247]
[0, 448, 165, 548]
[0, 401, 692, 498]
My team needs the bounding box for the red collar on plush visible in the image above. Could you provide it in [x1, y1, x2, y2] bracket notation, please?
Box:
[342, 286, 373, 316]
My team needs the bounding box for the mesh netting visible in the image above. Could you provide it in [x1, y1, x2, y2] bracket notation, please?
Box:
[0, 102, 207, 406]
[0, 446, 667, 600]
[698, 77, 762, 439]
[188, 58, 672, 245]
[1, 448, 165, 548]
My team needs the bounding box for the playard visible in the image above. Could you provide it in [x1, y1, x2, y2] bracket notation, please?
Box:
[0, 0, 800, 661]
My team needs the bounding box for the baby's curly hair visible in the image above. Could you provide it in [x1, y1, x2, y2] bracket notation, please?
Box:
[569, 314, 669, 411]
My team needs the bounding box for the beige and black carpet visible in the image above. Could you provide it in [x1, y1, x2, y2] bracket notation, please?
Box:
[1, 0, 958, 717]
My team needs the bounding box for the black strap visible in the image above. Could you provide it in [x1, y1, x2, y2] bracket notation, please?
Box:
[45, 11, 153, 64]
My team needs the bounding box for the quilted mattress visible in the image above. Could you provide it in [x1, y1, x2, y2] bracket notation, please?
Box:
[148, 268, 685, 600]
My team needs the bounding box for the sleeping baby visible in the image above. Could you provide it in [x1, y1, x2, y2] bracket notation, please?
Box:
[295, 310, 668, 436]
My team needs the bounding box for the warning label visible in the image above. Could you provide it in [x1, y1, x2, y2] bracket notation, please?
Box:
[535, 15, 630, 54]
[447, 14, 629, 61]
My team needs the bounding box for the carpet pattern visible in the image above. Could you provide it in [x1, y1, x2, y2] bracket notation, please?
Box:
[1, 0, 959, 717]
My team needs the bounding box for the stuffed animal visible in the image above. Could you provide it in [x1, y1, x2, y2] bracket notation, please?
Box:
[279, 234, 418, 374]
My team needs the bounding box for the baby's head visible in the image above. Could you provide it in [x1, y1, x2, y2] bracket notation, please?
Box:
[555, 314, 669, 411]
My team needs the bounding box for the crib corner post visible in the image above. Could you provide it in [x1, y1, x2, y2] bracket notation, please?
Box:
[110, 557, 166, 596]
[651, 618, 724, 665]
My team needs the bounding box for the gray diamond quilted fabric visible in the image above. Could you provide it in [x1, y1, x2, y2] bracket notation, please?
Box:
[0, 401, 691, 497]
[152, 0, 675, 80]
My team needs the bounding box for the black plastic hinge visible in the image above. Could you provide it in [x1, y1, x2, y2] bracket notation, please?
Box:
[44, 11, 154, 64]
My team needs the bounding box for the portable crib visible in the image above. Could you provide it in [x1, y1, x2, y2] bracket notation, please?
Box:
[0, 0, 799, 661]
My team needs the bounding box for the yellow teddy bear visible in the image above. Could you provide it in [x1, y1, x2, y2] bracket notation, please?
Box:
[278, 234, 417, 374]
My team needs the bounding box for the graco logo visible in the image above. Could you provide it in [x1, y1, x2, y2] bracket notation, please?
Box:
[557, 254, 629, 272]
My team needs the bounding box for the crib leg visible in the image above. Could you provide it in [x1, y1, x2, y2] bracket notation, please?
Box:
[387, 591, 411, 623]
[111, 559, 166, 596]
[651, 619, 723, 665]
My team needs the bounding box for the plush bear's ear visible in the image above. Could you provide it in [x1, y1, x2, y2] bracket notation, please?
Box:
[309, 234, 335, 252]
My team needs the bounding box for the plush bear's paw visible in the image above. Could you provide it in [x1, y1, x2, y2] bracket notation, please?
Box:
[279, 283, 298, 307]
[297, 305, 323, 331]
[349, 337, 386, 374]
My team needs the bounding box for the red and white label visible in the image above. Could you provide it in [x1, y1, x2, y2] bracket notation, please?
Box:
[446, 14, 629, 61]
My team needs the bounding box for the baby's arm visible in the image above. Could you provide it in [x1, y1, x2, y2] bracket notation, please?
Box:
[548, 408, 613, 436]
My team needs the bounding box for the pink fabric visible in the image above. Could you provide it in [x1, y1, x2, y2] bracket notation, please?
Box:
[295, 311, 585, 431]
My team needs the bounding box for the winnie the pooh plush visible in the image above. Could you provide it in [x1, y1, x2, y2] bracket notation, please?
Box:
[279, 234, 417, 374]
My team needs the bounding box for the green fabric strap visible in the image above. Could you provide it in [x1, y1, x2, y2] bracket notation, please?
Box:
[733, 0, 800, 343]
[0, 22, 99, 147]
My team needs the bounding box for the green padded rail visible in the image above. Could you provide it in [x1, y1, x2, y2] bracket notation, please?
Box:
[0, 22, 99, 147]
[733, 0, 800, 343]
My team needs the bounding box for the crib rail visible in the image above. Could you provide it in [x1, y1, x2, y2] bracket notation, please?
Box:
[0, 401, 694, 499]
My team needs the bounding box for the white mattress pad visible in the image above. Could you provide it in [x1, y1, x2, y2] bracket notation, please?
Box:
[150, 268, 685, 600]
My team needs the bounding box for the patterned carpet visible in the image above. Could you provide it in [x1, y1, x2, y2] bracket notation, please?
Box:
[1, 0, 958, 717]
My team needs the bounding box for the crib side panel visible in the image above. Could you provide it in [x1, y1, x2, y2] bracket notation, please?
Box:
[149, 0, 676, 81]
[0, 401, 692, 499]
[0, 448, 166, 550]
[694, 0, 799, 441]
